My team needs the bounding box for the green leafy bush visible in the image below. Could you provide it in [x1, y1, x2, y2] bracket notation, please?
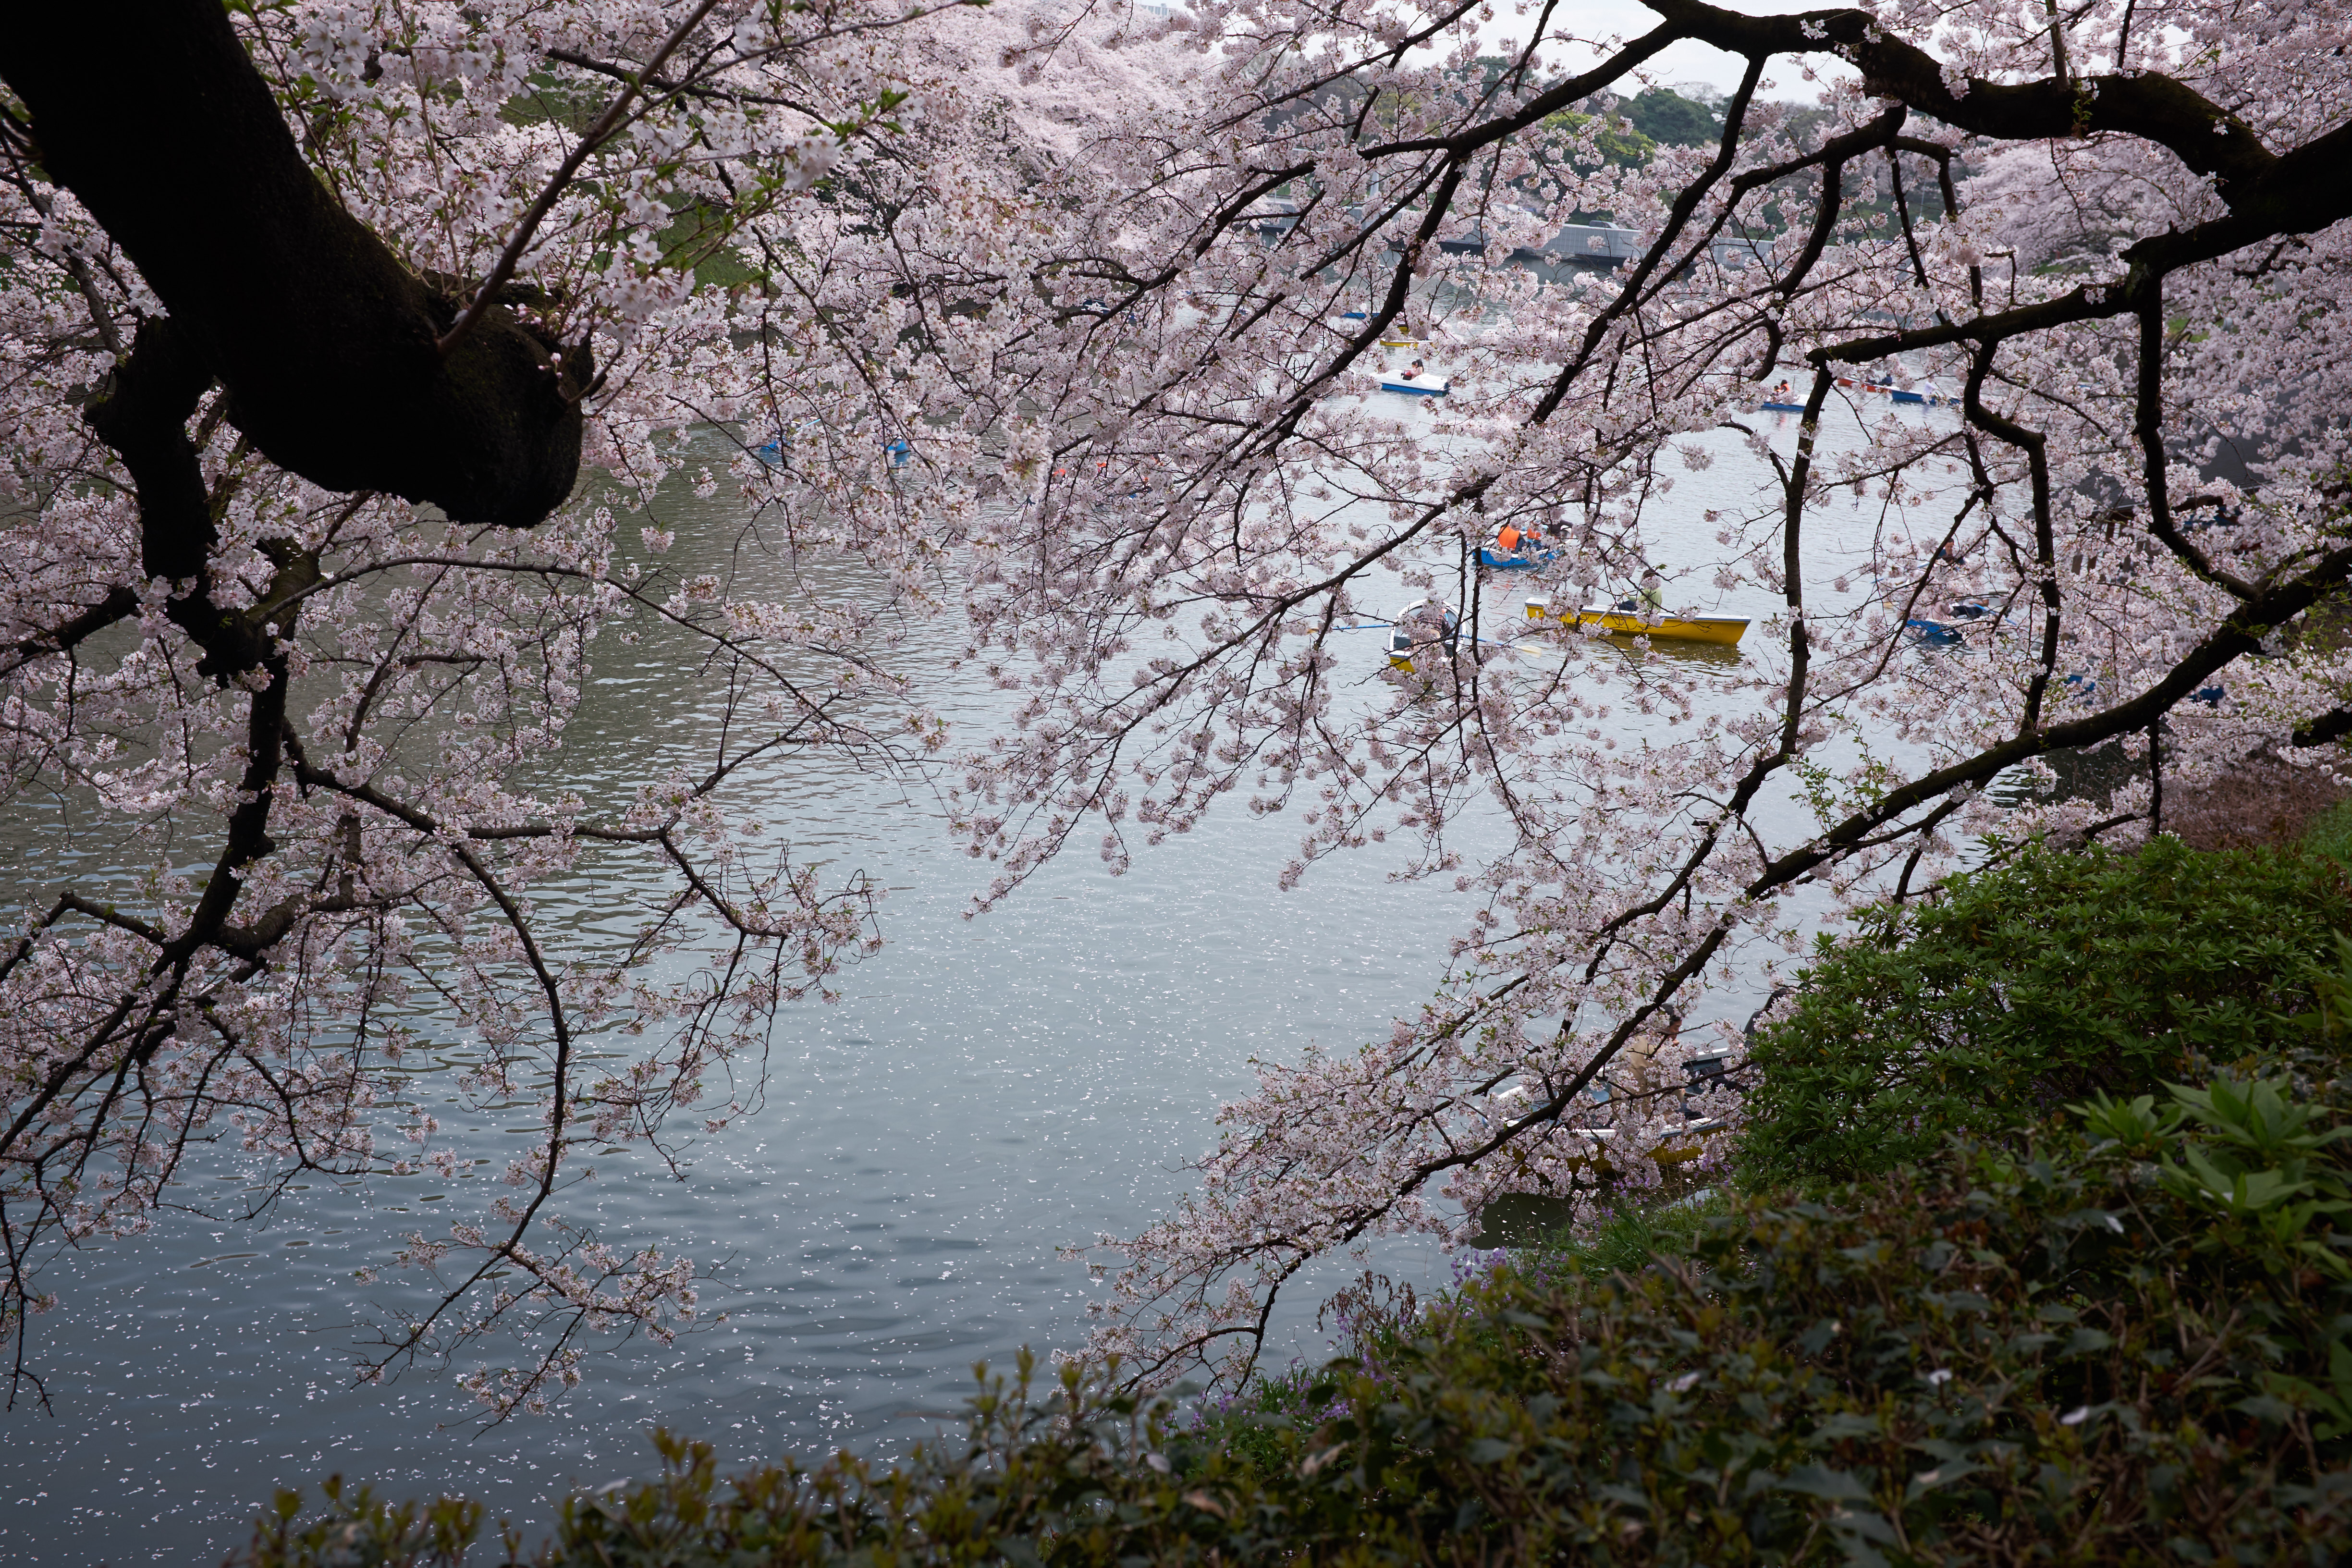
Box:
[2302, 796, 2352, 866]
[1287, 1074, 2352, 1563]
[1183, 1196, 1739, 1484]
[1734, 835, 2352, 1190]
[1508, 1188, 1735, 1283]
[245, 1073, 2352, 1566]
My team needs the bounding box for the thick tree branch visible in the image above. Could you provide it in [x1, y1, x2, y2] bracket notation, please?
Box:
[80, 317, 296, 679]
[2293, 709, 2352, 750]
[0, 0, 589, 527]
[1645, 0, 2274, 189]
[0, 586, 137, 678]
[1643, 0, 2352, 284]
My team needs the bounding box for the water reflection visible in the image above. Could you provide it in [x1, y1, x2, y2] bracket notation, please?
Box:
[1577, 633, 1748, 674]
[0, 468, 1497, 1567]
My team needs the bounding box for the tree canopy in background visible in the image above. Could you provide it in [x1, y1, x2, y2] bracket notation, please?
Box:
[1621, 84, 1723, 147]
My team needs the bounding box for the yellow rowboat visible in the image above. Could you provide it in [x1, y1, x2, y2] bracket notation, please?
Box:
[1524, 597, 1748, 647]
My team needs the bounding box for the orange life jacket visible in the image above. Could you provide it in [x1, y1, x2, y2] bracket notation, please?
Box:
[1497, 526, 1524, 552]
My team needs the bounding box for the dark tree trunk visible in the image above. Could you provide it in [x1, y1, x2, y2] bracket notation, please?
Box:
[0, 0, 588, 528]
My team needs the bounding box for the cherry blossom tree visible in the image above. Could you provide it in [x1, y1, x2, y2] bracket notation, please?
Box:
[0, 0, 987, 1416]
[940, 0, 2352, 1384]
[2, 0, 2349, 1414]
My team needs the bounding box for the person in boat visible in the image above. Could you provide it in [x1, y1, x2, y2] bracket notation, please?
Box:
[1401, 601, 1458, 648]
[1772, 380, 1793, 401]
[1397, 358, 1427, 381]
[1495, 520, 1540, 556]
[1612, 565, 1664, 613]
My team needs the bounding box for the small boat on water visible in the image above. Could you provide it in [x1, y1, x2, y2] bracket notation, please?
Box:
[1377, 370, 1449, 396]
[1826, 375, 1953, 407]
[1524, 597, 1748, 647]
[1386, 599, 1461, 668]
[1478, 544, 1558, 570]
[1865, 381, 1951, 407]
[755, 416, 821, 463]
[1479, 522, 1558, 570]
[1901, 599, 1992, 645]
[1754, 400, 1806, 414]
[757, 424, 911, 467]
[1334, 310, 1423, 349]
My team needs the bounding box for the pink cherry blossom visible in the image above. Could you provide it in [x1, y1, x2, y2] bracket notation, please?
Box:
[3, 0, 2349, 1411]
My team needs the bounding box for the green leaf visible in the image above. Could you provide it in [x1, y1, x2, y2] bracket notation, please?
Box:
[1779, 1464, 1874, 1502]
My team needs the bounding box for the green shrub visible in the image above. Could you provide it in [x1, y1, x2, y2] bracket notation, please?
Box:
[244, 1073, 2352, 1566]
[1508, 1188, 1734, 1283]
[1286, 1073, 2352, 1564]
[1733, 834, 2352, 1190]
[1181, 1354, 1346, 1481]
[2302, 797, 2352, 866]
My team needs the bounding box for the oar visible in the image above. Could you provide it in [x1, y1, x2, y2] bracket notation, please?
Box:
[1361, 625, 1538, 654]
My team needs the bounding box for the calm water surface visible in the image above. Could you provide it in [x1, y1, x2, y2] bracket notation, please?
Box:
[1, 404, 1952, 1563]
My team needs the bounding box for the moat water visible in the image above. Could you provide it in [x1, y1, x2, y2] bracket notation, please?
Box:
[2, 403, 1952, 1563]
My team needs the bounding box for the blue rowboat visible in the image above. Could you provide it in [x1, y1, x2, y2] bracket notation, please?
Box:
[1478, 544, 1558, 571]
[1377, 372, 1449, 396]
[756, 421, 908, 466]
[1865, 382, 1951, 407]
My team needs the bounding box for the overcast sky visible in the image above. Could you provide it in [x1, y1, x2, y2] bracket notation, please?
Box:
[1466, 0, 1853, 102]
